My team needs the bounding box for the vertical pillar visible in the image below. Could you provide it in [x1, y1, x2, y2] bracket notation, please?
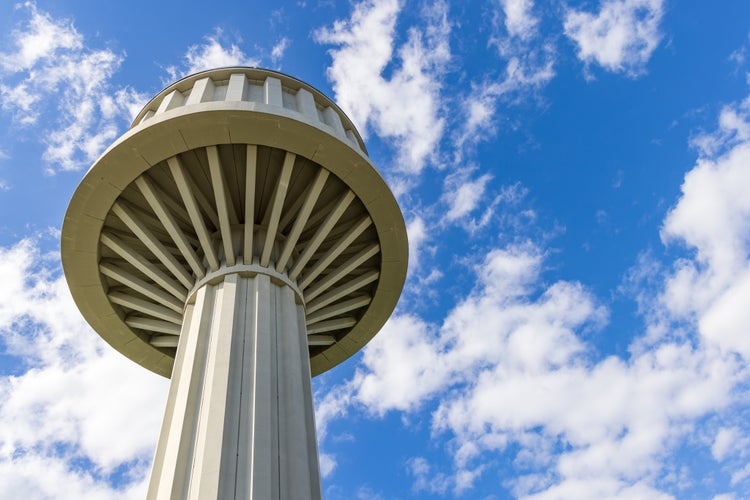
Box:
[147, 272, 322, 500]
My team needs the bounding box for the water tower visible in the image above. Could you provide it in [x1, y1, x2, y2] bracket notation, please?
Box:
[61, 67, 408, 499]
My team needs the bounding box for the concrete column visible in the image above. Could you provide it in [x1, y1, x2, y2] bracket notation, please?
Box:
[147, 272, 321, 500]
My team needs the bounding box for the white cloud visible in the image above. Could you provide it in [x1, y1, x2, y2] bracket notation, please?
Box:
[713, 494, 738, 500]
[315, 0, 450, 175]
[408, 456, 450, 494]
[712, 427, 744, 461]
[355, 313, 444, 414]
[691, 96, 750, 157]
[564, 0, 664, 76]
[271, 37, 290, 63]
[499, 0, 538, 40]
[496, 49, 556, 93]
[406, 215, 429, 273]
[165, 30, 260, 81]
[731, 463, 750, 486]
[0, 238, 168, 497]
[0, 3, 147, 172]
[459, 88, 497, 142]
[441, 167, 492, 222]
[318, 452, 337, 478]
[0, 454, 146, 500]
[0, 2, 82, 72]
[0, 82, 39, 124]
[347, 243, 606, 420]
[661, 142, 750, 340]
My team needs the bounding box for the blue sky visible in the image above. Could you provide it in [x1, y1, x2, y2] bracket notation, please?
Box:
[1, 0, 750, 498]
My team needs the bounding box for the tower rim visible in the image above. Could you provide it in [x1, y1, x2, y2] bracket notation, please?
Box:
[132, 66, 368, 155]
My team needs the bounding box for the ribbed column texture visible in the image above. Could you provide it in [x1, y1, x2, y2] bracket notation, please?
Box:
[146, 273, 321, 500]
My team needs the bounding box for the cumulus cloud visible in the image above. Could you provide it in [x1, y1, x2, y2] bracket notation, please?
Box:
[690, 95, 750, 157]
[0, 238, 168, 497]
[165, 30, 260, 81]
[318, 101, 750, 495]
[0, 3, 147, 172]
[564, 0, 664, 77]
[316, 232, 747, 497]
[653, 99, 750, 437]
[315, 0, 450, 175]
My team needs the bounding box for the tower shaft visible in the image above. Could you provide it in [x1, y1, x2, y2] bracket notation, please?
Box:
[147, 271, 321, 499]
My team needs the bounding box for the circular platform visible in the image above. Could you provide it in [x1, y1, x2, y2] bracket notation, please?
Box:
[61, 67, 408, 377]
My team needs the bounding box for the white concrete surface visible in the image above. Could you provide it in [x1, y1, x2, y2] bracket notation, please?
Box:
[147, 272, 321, 500]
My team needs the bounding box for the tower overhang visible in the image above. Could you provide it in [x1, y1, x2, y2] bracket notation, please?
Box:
[61, 67, 408, 378]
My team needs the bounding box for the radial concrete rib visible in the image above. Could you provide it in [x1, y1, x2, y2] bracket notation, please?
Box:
[277, 190, 305, 234]
[151, 335, 179, 348]
[304, 243, 380, 301]
[244, 145, 257, 265]
[123, 202, 171, 238]
[136, 175, 205, 279]
[100, 232, 187, 301]
[168, 156, 221, 271]
[277, 166, 328, 232]
[276, 168, 329, 272]
[306, 334, 336, 346]
[306, 295, 372, 325]
[298, 215, 372, 289]
[306, 269, 379, 314]
[303, 195, 340, 231]
[139, 175, 195, 237]
[111, 200, 194, 289]
[184, 166, 220, 229]
[307, 317, 357, 334]
[207, 145, 237, 266]
[261, 152, 295, 267]
[288, 190, 355, 281]
[100, 262, 184, 313]
[126, 316, 182, 335]
[108, 291, 183, 324]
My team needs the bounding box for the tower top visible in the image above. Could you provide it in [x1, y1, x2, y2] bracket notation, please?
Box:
[61, 67, 408, 377]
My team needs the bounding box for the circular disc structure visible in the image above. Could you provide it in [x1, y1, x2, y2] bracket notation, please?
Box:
[62, 67, 408, 378]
